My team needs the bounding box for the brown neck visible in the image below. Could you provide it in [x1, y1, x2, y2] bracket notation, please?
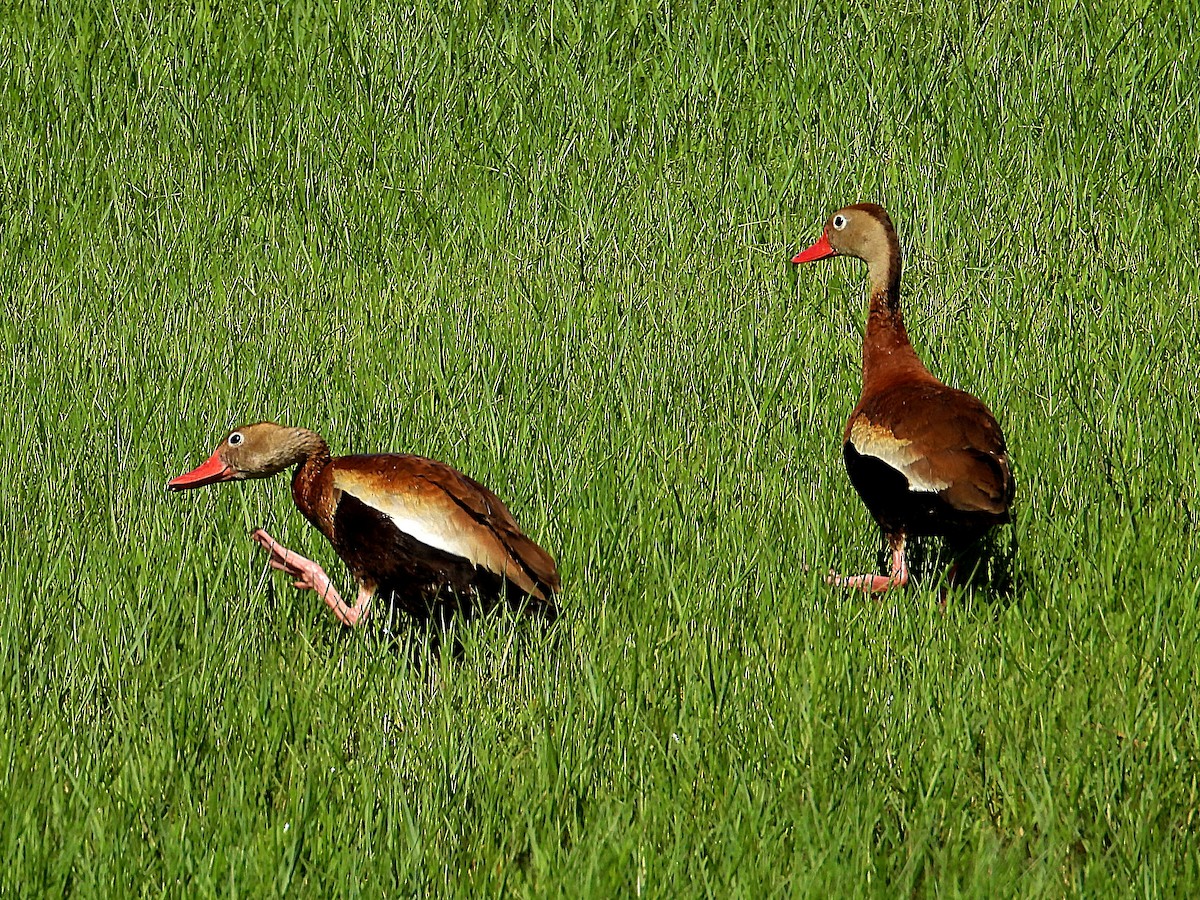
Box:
[860, 269, 931, 393]
[289, 429, 333, 526]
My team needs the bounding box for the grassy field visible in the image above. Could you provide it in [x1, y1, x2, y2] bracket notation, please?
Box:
[1, 0, 1198, 894]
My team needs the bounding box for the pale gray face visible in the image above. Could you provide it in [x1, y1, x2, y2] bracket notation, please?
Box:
[167, 422, 306, 491]
[214, 422, 302, 479]
[822, 206, 892, 265]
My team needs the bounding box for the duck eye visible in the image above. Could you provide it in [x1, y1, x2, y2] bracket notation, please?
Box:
[832, 214, 848, 231]
[228, 432, 245, 447]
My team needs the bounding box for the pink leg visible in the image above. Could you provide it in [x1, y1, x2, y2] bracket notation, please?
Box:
[826, 534, 909, 593]
[250, 529, 375, 627]
[945, 562, 960, 588]
[938, 562, 963, 609]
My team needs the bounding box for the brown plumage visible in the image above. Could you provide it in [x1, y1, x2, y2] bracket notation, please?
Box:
[168, 423, 560, 627]
[792, 203, 1015, 592]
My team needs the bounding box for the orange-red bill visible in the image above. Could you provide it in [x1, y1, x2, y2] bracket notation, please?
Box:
[167, 451, 236, 491]
[791, 231, 837, 264]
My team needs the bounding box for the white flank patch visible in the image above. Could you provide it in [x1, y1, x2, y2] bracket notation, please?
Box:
[849, 420, 950, 493]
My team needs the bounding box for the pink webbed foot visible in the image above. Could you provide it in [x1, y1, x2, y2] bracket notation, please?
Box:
[251, 528, 333, 593]
[825, 570, 909, 592]
[825, 536, 909, 594]
[250, 528, 374, 627]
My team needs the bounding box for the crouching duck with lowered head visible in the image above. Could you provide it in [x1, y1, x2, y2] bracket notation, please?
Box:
[168, 422, 560, 627]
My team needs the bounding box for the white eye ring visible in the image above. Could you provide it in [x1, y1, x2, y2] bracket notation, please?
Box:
[228, 432, 245, 447]
[832, 214, 848, 231]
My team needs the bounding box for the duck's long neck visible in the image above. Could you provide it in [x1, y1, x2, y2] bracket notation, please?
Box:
[288, 428, 334, 528]
[860, 244, 931, 392]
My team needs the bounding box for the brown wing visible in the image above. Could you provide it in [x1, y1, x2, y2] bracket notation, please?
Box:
[330, 455, 560, 600]
[848, 382, 1014, 518]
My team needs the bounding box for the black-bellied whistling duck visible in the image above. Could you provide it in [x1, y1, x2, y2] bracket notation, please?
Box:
[167, 423, 560, 626]
[792, 203, 1015, 592]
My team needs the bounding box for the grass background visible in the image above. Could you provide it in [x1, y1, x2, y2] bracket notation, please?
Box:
[1, 0, 1199, 894]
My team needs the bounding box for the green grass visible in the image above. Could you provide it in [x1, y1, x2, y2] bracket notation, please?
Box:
[2, 0, 1199, 894]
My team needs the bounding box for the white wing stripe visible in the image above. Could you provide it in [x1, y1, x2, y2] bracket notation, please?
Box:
[335, 469, 486, 566]
[849, 420, 949, 493]
[377, 509, 480, 563]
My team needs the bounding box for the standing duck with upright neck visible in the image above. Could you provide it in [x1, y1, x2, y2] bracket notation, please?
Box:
[168, 423, 560, 627]
[792, 203, 1015, 592]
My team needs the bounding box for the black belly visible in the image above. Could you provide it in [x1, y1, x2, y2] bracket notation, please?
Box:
[332, 494, 554, 624]
[843, 442, 995, 542]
